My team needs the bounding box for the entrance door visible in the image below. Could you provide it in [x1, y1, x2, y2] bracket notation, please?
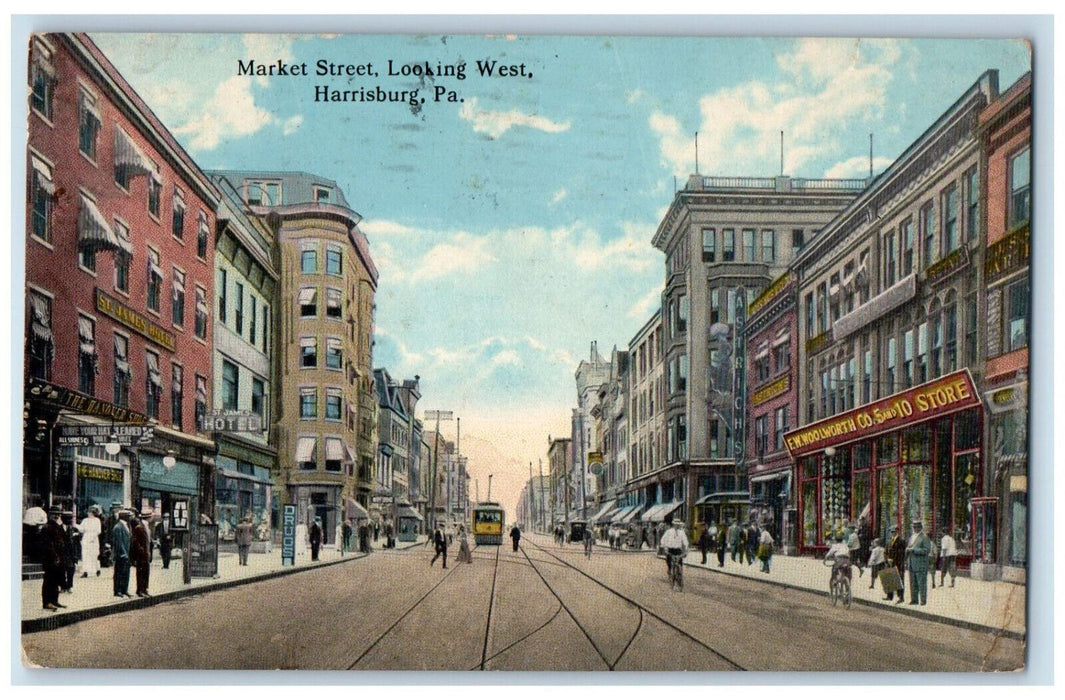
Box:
[877, 467, 899, 545]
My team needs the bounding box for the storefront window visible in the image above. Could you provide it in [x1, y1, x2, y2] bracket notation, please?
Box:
[902, 464, 932, 535]
[955, 409, 980, 450]
[820, 452, 850, 542]
[934, 418, 953, 537]
[954, 453, 979, 555]
[901, 426, 930, 462]
[876, 435, 898, 465]
[853, 442, 872, 470]
[877, 467, 899, 543]
[852, 470, 871, 528]
[802, 480, 817, 547]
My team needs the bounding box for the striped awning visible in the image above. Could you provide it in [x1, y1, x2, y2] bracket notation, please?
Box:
[298, 287, 317, 305]
[295, 437, 316, 463]
[79, 193, 129, 255]
[325, 437, 345, 461]
[29, 294, 52, 344]
[77, 316, 95, 355]
[114, 128, 155, 180]
[146, 352, 162, 389]
[30, 156, 56, 196]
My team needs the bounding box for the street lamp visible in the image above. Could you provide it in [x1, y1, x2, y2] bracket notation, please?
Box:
[105, 433, 121, 456]
[163, 450, 177, 469]
[824, 446, 837, 458]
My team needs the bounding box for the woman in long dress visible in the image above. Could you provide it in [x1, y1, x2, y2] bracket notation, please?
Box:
[76, 505, 103, 577]
[457, 525, 472, 563]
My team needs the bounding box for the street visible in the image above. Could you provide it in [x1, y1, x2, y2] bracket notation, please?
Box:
[22, 534, 1024, 672]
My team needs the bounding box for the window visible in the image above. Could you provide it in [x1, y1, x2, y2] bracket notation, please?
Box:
[917, 322, 928, 383]
[677, 295, 689, 333]
[195, 375, 207, 430]
[145, 352, 162, 419]
[761, 230, 776, 262]
[966, 293, 979, 364]
[299, 287, 318, 317]
[816, 284, 827, 335]
[114, 223, 130, 293]
[78, 89, 101, 160]
[710, 288, 720, 324]
[900, 219, 914, 277]
[325, 437, 344, 472]
[113, 335, 130, 407]
[701, 228, 716, 262]
[931, 316, 943, 378]
[943, 184, 959, 254]
[171, 269, 185, 327]
[171, 364, 183, 431]
[903, 329, 914, 388]
[148, 173, 161, 217]
[805, 292, 815, 337]
[755, 414, 768, 456]
[792, 229, 805, 250]
[262, 305, 270, 353]
[300, 337, 318, 368]
[883, 231, 896, 287]
[245, 180, 280, 206]
[1009, 147, 1031, 229]
[29, 41, 56, 120]
[194, 287, 208, 340]
[774, 406, 789, 451]
[172, 190, 186, 240]
[222, 360, 239, 411]
[945, 305, 958, 372]
[147, 248, 162, 312]
[251, 377, 265, 420]
[30, 155, 55, 243]
[300, 388, 317, 419]
[743, 229, 756, 261]
[326, 337, 343, 369]
[326, 288, 342, 319]
[773, 338, 790, 372]
[326, 390, 343, 421]
[921, 202, 936, 268]
[77, 316, 96, 395]
[1006, 278, 1029, 352]
[235, 282, 244, 334]
[250, 296, 258, 346]
[197, 212, 209, 259]
[727, 288, 737, 324]
[326, 247, 342, 275]
[722, 229, 735, 261]
[301, 248, 317, 274]
[217, 268, 227, 322]
[965, 167, 979, 240]
[862, 349, 872, 403]
[886, 337, 897, 395]
[314, 186, 331, 204]
[829, 273, 841, 322]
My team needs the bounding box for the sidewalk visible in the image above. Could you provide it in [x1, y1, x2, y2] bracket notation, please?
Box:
[22, 534, 429, 633]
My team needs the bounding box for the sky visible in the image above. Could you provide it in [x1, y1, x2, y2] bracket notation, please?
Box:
[87, 31, 1031, 518]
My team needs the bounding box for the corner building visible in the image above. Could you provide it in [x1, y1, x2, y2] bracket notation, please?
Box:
[651, 174, 863, 532]
[210, 171, 378, 539]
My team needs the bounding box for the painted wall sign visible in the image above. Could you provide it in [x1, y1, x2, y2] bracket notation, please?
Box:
[752, 374, 790, 407]
[96, 288, 177, 351]
[783, 369, 980, 457]
[27, 377, 150, 424]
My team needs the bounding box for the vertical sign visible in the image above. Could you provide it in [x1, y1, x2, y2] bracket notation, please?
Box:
[733, 287, 748, 463]
[282, 503, 297, 566]
[189, 524, 219, 577]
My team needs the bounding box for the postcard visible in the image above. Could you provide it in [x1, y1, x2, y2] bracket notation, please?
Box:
[17, 27, 1033, 674]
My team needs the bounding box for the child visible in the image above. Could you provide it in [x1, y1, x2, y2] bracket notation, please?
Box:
[867, 537, 886, 590]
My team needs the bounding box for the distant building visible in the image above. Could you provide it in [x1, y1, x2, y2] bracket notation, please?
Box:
[573, 342, 611, 517]
[624, 309, 665, 516]
[547, 436, 573, 526]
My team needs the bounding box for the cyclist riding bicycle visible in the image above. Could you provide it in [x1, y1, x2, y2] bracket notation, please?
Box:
[824, 535, 853, 585]
[660, 520, 689, 588]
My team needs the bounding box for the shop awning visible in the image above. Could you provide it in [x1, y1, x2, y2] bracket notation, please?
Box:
[398, 506, 424, 521]
[294, 436, 316, 463]
[344, 443, 357, 463]
[30, 155, 56, 196]
[589, 500, 615, 523]
[345, 497, 369, 520]
[621, 505, 645, 523]
[608, 505, 633, 523]
[114, 128, 155, 180]
[750, 471, 788, 484]
[642, 501, 683, 523]
[30, 294, 52, 344]
[325, 437, 345, 461]
[79, 193, 128, 255]
[598, 508, 620, 523]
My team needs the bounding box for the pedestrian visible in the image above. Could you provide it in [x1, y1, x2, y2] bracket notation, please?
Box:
[885, 525, 907, 603]
[928, 536, 939, 590]
[40, 505, 67, 610]
[457, 525, 473, 564]
[727, 520, 741, 562]
[60, 511, 79, 593]
[157, 513, 172, 569]
[430, 523, 448, 568]
[384, 519, 395, 549]
[112, 510, 132, 598]
[867, 537, 886, 590]
[77, 505, 103, 578]
[509, 524, 521, 552]
[660, 520, 689, 589]
[23, 497, 48, 565]
[342, 518, 353, 555]
[758, 526, 775, 573]
[583, 524, 594, 558]
[846, 523, 865, 577]
[746, 521, 760, 566]
[939, 528, 958, 587]
[235, 515, 254, 566]
[373, 520, 380, 543]
[131, 510, 152, 597]
[697, 523, 712, 565]
[309, 518, 323, 561]
[716, 521, 728, 567]
[905, 521, 932, 606]
[707, 521, 719, 553]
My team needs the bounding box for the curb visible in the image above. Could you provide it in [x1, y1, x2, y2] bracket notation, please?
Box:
[673, 555, 1025, 641]
[22, 552, 369, 635]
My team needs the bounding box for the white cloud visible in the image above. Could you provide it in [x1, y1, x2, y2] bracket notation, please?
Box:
[651, 38, 902, 177]
[626, 88, 645, 104]
[241, 34, 297, 87]
[172, 75, 275, 151]
[459, 97, 571, 139]
[281, 115, 303, 135]
[550, 188, 568, 204]
[627, 286, 662, 320]
[410, 233, 497, 283]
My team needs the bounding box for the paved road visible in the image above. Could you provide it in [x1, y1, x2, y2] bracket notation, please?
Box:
[22, 535, 1024, 672]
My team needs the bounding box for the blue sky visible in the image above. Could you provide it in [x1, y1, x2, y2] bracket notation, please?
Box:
[88, 32, 1030, 514]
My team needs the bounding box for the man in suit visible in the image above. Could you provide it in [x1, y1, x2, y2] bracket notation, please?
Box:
[60, 511, 79, 593]
[112, 510, 132, 598]
[131, 510, 153, 597]
[235, 515, 255, 566]
[430, 524, 448, 568]
[746, 521, 760, 566]
[715, 521, 728, 567]
[309, 518, 323, 561]
[906, 521, 933, 606]
[157, 513, 172, 569]
[39, 506, 67, 610]
[885, 525, 907, 603]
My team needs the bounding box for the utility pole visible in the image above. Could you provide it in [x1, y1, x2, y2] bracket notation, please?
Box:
[424, 410, 453, 532]
[450, 417, 460, 527]
[538, 458, 546, 534]
[528, 462, 534, 529]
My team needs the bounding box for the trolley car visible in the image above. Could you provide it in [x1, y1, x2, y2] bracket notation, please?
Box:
[472, 502, 505, 545]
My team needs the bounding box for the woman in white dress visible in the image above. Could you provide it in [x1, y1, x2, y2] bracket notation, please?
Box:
[77, 505, 103, 577]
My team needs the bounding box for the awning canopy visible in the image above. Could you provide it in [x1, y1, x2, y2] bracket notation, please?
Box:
[695, 491, 750, 507]
[325, 437, 345, 461]
[589, 500, 616, 523]
[750, 471, 789, 484]
[30, 295, 52, 344]
[345, 497, 369, 521]
[398, 506, 424, 521]
[642, 501, 683, 523]
[114, 128, 155, 180]
[79, 193, 130, 255]
[598, 508, 620, 523]
[77, 316, 95, 355]
[298, 287, 317, 305]
[294, 436, 316, 463]
[146, 352, 162, 389]
[610, 505, 635, 523]
[621, 505, 645, 523]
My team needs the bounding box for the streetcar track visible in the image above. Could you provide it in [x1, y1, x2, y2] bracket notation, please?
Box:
[525, 539, 748, 671]
[472, 603, 565, 670]
[478, 545, 501, 670]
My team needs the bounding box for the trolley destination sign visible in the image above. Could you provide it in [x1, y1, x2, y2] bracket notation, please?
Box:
[783, 369, 980, 457]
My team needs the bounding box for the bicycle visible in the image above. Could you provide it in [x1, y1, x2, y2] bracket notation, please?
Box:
[666, 548, 685, 591]
[823, 555, 852, 608]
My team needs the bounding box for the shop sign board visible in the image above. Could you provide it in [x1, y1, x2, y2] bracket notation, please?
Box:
[281, 503, 297, 566]
[204, 411, 264, 433]
[58, 423, 154, 446]
[189, 524, 219, 577]
[783, 369, 980, 458]
[96, 288, 177, 351]
[26, 377, 149, 424]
